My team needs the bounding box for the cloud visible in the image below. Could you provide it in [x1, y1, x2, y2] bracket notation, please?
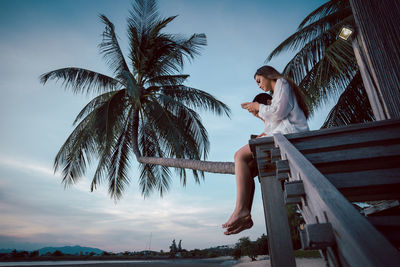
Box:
[0, 155, 55, 178]
[0, 154, 256, 252]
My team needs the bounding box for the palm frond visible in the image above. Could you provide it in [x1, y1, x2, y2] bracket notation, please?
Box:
[139, 114, 165, 158]
[143, 33, 207, 79]
[138, 114, 172, 197]
[88, 90, 130, 193]
[139, 163, 172, 197]
[156, 94, 210, 158]
[146, 74, 189, 86]
[298, 0, 344, 29]
[280, 13, 356, 114]
[160, 85, 231, 118]
[92, 89, 129, 145]
[175, 33, 207, 61]
[120, 70, 142, 105]
[322, 71, 375, 128]
[40, 68, 120, 95]
[106, 107, 134, 200]
[283, 15, 354, 84]
[98, 14, 130, 75]
[128, 0, 159, 36]
[55, 110, 97, 187]
[56, 90, 127, 188]
[148, 15, 178, 39]
[298, 52, 356, 113]
[140, 98, 191, 158]
[266, 5, 352, 62]
[73, 91, 121, 125]
[282, 30, 336, 84]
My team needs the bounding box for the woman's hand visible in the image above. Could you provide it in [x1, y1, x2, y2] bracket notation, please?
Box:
[256, 133, 266, 138]
[241, 102, 260, 113]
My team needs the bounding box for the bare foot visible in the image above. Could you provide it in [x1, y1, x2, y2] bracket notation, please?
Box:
[222, 210, 250, 229]
[224, 216, 254, 235]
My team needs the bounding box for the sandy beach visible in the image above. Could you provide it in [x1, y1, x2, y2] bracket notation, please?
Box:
[233, 255, 325, 267]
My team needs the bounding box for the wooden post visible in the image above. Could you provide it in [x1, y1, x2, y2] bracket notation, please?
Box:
[349, 0, 400, 119]
[259, 175, 296, 267]
[255, 145, 296, 267]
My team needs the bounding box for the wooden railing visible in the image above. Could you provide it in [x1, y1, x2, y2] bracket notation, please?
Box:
[249, 119, 400, 267]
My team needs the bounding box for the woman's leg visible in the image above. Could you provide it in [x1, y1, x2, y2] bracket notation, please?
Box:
[223, 144, 255, 233]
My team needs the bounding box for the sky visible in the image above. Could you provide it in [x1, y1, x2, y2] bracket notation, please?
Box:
[0, 0, 330, 253]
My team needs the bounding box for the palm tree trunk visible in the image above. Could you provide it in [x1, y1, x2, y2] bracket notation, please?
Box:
[131, 107, 234, 174]
[138, 156, 235, 174]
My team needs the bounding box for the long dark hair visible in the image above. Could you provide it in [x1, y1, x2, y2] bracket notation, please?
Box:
[254, 66, 309, 119]
[252, 93, 272, 105]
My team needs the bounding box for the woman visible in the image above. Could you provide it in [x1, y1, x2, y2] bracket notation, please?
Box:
[222, 65, 309, 235]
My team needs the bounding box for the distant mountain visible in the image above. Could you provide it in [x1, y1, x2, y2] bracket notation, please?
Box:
[0, 248, 13, 254]
[38, 245, 104, 256]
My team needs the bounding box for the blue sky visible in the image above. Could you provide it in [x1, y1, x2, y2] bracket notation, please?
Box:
[0, 0, 330, 252]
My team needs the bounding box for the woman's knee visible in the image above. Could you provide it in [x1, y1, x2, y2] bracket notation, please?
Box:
[234, 150, 242, 162]
[234, 145, 251, 162]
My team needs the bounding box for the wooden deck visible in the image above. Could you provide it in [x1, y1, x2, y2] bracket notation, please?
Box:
[249, 119, 400, 267]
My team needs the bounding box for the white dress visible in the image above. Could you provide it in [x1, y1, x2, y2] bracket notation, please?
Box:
[258, 78, 309, 136]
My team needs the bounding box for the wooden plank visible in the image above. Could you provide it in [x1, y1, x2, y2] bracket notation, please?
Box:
[250, 120, 400, 156]
[253, 119, 400, 143]
[273, 133, 400, 267]
[375, 230, 400, 247]
[364, 201, 400, 216]
[302, 144, 400, 164]
[325, 169, 400, 188]
[369, 216, 400, 246]
[324, 168, 400, 201]
[291, 128, 400, 153]
[313, 156, 400, 174]
[368, 216, 400, 228]
[339, 184, 400, 202]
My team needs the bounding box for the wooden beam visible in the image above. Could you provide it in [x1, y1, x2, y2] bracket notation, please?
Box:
[349, 0, 400, 119]
[352, 34, 387, 120]
[273, 133, 400, 267]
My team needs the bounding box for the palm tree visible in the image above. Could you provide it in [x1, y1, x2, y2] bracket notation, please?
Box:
[40, 0, 233, 199]
[266, 0, 375, 128]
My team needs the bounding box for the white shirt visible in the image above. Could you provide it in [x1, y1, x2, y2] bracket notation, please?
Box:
[258, 78, 309, 136]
